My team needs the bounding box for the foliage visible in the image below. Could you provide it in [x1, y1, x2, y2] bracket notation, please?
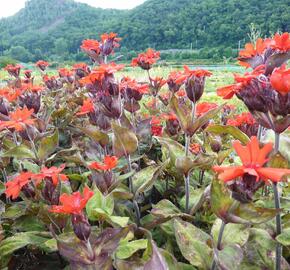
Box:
[0, 29, 289, 270]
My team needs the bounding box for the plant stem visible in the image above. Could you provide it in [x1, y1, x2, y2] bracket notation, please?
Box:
[211, 221, 226, 270]
[184, 174, 190, 213]
[274, 132, 280, 153]
[191, 101, 196, 124]
[273, 132, 282, 270]
[127, 154, 141, 226]
[257, 125, 263, 141]
[273, 183, 282, 270]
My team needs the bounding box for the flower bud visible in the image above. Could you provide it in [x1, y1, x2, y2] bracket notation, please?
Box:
[185, 76, 206, 103]
[71, 213, 91, 241]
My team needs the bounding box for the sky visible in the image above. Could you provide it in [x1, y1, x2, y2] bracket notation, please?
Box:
[0, 0, 146, 18]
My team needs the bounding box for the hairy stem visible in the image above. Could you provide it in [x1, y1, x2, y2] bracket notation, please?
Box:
[127, 154, 141, 226]
[273, 132, 282, 270]
[211, 221, 226, 270]
[257, 125, 263, 141]
[184, 174, 190, 213]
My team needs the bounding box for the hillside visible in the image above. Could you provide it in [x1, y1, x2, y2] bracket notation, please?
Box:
[0, 0, 289, 62]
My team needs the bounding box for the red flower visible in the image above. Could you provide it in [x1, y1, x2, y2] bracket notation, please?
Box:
[151, 116, 163, 136]
[34, 164, 68, 186]
[0, 107, 35, 131]
[120, 77, 149, 95]
[5, 172, 34, 199]
[196, 102, 218, 117]
[58, 68, 73, 78]
[176, 89, 186, 97]
[89, 156, 118, 171]
[35, 60, 49, 71]
[239, 38, 267, 59]
[80, 63, 124, 85]
[81, 39, 100, 54]
[270, 32, 290, 52]
[50, 187, 94, 215]
[270, 66, 290, 95]
[227, 112, 256, 126]
[167, 71, 187, 92]
[4, 64, 22, 77]
[183, 66, 212, 78]
[24, 70, 32, 79]
[190, 143, 201, 154]
[0, 87, 22, 102]
[76, 98, 95, 116]
[100, 32, 121, 55]
[213, 136, 290, 183]
[21, 83, 44, 93]
[217, 66, 265, 99]
[73, 63, 88, 71]
[131, 48, 160, 70]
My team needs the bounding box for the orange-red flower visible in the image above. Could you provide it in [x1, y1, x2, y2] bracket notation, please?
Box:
[239, 38, 267, 59]
[270, 32, 290, 52]
[35, 60, 49, 71]
[34, 164, 68, 186]
[0, 87, 22, 102]
[190, 143, 201, 154]
[50, 186, 94, 215]
[217, 66, 265, 99]
[183, 66, 212, 78]
[196, 102, 218, 117]
[76, 98, 94, 115]
[58, 68, 73, 78]
[100, 32, 121, 55]
[176, 89, 186, 97]
[89, 156, 118, 171]
[81, 39, 100, 54]
[131, 48, 160, 70]
[151, 116, 163, 136]
[270, 66, 290, 95]
[80, 63, 124, 85]
[213, 136, 290, 183]
[227, 112, 256, 126]
[4, 64, 22, 77]
[0, 107, 35, 131]
[120, 77, 149, 95]
[5, 172, 34, 199]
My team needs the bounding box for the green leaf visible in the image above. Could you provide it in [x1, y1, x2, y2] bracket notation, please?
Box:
[231, 203, 279, 224]
[2, 144, 36, 159]
[21, 160, 40, 173]
[276, 228, 290, 246]
[133, 163, 165, 195]
[116, 239, 148, 259]
[174, 219, 213, 269]
[211, 219, 249, 247]
[110, 216, 129, 227]
[0, 232, 51, 267]
[206, 125, 250, 144]
[86, 188, 114, 220]
[210, 179, 235, 223]
[112, 122, 138, 157]
[2, 202, 27, 219]
[180, 187, 205, 214]
[13, 215, 46, 232]
[215, 244, 244, 270]
[77, 125, 109, 147]
[38, 129, 59, 160]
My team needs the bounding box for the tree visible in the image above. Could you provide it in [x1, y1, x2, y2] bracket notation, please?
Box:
[8, 46, 32, 62]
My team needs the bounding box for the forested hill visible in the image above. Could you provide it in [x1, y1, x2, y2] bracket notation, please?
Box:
[0, 0, 289, 62]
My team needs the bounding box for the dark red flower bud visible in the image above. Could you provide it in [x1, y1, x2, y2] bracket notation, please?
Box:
[229, 174, 264, 203]
[19, 93, 41, 114]
[0, 98, 10, 116]
[210, 137, 222, 153]
[22, 183, 35, 199]
[42, 179, 61, 205]
[71, 213, 91, 241]
[185, 76, 206, 103]
[90, 171, 116, 194]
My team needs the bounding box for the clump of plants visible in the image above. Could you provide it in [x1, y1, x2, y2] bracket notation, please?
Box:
[0, 32, 290, 270]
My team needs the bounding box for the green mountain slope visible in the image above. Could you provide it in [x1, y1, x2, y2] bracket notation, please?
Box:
[0, 0, 289, 61]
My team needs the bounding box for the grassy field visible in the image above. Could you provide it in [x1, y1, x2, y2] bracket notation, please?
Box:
[0, 63, 244, 108]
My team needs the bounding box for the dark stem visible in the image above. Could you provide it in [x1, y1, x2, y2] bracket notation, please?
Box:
[211, 221, 226, 270]
[199, 170, 205, 185]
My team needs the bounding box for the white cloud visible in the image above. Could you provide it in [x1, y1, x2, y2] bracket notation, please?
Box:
[0, 0, 145, 18]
